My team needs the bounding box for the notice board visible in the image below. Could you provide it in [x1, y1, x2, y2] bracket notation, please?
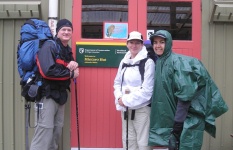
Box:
[76, 42, 127, 67]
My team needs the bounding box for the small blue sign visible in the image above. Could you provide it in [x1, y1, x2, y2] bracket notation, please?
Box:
[104, 22, 128, 39]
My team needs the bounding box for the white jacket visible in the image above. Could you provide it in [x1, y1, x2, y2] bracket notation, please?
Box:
[113, 46, 155, 111]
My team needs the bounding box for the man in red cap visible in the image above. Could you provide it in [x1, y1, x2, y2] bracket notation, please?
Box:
[30, 19, 79, 150]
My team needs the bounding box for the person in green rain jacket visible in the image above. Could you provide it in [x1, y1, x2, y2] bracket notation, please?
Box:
[148, 30, 228, 150]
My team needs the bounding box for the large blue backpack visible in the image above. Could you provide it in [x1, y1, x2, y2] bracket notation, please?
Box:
[17, 19, 54, 85]
[17, 19, 55, 102]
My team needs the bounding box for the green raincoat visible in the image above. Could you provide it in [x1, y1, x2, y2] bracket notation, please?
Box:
[148, 30, 228, 150]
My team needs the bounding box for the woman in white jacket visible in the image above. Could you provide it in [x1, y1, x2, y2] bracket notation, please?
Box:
[113, 31, 155, 150]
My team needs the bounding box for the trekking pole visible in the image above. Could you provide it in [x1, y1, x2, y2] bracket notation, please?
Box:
[74, 79, 80, 150]
[25, 101, 30, 150]
[125, 107, 128, 150]
[125, 88, 130, 150]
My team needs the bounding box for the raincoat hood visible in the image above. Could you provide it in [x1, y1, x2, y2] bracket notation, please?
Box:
[150, 30, 172, 58]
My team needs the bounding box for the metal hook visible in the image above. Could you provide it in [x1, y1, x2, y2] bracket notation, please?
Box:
[6, 10, 9, 16]
[30, 10, 33, 16]
[217, 12, 221, 19]
[228, 13, 232, 20]
[18, 10, 21, 16]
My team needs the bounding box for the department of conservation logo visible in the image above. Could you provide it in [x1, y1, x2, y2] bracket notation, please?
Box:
[79, 48, 84, 54]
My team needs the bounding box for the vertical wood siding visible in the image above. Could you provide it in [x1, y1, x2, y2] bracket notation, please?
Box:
[0, 19, 26, 150]
[202, 0, 233, 150]
[0, 19, 3, 150]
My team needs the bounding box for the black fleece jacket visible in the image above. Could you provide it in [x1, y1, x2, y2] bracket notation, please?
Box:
[36, 38, 74, 105]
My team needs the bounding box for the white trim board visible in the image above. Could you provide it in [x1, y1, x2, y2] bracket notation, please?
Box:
[71, 148, 168, 150]
[71, 148, 123, 150]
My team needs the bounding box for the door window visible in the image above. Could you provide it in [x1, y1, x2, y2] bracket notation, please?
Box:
[82, 0, 128, 39]
[147, 2, 192, 40]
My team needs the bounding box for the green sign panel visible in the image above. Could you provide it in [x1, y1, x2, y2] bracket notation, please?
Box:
[76, 43, 128, 67]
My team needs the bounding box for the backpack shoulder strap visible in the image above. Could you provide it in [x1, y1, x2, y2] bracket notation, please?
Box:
[121, 57, 148, 83]
[138, 58, 148, 83]
[121, 63, 140, 91]
[121, 63, 139, 69]
[46, 39, 60, 52]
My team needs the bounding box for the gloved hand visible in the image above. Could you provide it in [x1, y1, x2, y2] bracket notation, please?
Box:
[168, 121, 184, 150]
[168, 133, 179, 150]
[172, 121, 183, 138]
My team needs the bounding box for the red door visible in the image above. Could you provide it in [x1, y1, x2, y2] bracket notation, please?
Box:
[138, 0, 201, 59]
[71, 0, 201, 149]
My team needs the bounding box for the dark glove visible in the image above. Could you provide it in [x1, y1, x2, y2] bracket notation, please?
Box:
[172, 121, 184, 138]
[168, 121, 184, 150]
[168, 133, 179, 150]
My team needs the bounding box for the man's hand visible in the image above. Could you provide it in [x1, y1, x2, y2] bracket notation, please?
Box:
[67, 61, 78, 71]
[73, 68, 79, 78]
[70, 68, 79, 78]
